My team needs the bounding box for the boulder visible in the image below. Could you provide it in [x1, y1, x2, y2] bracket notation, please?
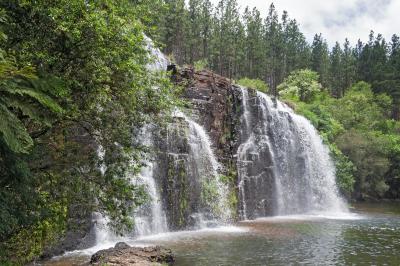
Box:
[90, 242, 174, 266]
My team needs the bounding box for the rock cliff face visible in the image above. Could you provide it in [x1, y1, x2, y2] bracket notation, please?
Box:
[178, 68, 241, 164]
[149, 68, 243, 230]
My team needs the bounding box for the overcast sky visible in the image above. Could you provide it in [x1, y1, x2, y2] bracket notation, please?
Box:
[209, 0, 400, 46]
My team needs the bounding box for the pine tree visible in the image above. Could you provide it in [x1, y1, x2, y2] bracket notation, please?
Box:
[264, 3, 284, 96]
[329, 42, 344, 97]
[387, 34, 400, 120]
[282, 15, 311, 76]
[160, 0, 188, 64]
[311, 34, 330, 87]
[212, 0, 242, 78]
[342, 38, 357, 93]
[199, 0, 213, 60]
[243, 7, 264, 78]
[187, 0, 203, 62]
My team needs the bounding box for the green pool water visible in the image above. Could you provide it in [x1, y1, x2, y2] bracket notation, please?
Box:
[46, 203, 400, 266]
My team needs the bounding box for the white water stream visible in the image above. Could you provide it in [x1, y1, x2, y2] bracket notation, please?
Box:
[237, 87, 348, 219]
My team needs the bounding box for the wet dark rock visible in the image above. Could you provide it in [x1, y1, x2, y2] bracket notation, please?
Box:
[177, 68, 241, 164]
[90, 242, 174, 266]
[151, 68, 242, 229]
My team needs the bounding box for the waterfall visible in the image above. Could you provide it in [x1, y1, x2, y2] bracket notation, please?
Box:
[132, 37, 169, 234]
[92, 37, 170, 247]
[237, 87, 348, 219]
[129, 37, 169, 236]
[144, 35, 169, 71]
[133, 125, 168, 236]
[173, 110, 231, 224]
[92, 109, 229, 247]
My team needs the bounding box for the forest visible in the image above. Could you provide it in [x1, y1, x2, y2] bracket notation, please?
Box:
[0, 0, 399, 264]
[156, 0, 400, 200]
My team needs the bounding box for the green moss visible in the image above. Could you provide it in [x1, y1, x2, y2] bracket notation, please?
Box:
[166, 154, 189, 227]
[222, 166, 239, 219]
[178, 159, 188, 226]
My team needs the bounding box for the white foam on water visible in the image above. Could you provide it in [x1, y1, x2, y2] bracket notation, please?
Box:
[134, 225, 249, 242]
[251, 212, 363, 222]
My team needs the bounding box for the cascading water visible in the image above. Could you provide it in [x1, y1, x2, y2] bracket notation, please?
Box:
[92, 36, 170, 246]
[144, 35, 169, 71]
[237, 86, 348, 219]
[133, 125, 168, 236]
[172, 110, 231, 225]
[92, 126, 168, 247]
[92, 109, 230, 247]
[132, 36, 169, 235]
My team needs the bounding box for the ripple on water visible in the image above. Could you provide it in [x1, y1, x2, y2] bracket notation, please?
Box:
[43, 205, 400, 266]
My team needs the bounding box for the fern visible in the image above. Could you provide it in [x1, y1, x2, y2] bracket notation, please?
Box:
[1, 83, 63, 114]
[0, 55, 64, 153]
[4, 95, 54, 127]
[0, 103, 33, 153]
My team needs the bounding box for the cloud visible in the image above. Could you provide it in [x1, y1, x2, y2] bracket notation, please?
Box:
[209, 0, 400, 46]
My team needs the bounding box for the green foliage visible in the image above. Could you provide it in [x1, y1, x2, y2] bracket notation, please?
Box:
[330, 82, 390, 130]
[201, 177, 220, 214]
[219, 170, 238, 219]
[0, 103, 33, 154]
[0, 193, 67, 264]
[237, 78, 269, 93]
[194, 59, 208, 71]
[331, 145, 356, 197]
[0, 0, 180, 262]
[336, 130, 391, 198]
[281, 78, 399, 199]
[0, 41, 63, 153]
[278, 69, 321, 102]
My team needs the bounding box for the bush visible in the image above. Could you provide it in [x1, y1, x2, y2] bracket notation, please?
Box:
[194, 59, 208, 71]
[278, 69, 321, 102]
[237, 78, 269, 93]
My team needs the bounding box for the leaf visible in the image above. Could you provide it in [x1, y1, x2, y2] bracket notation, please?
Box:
[0, 102, 33, 153]
[1, 84, 64, 114]
[4, 94, 53, 126]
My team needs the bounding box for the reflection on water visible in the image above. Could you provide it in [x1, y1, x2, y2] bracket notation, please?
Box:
[44, 203, 400, 266]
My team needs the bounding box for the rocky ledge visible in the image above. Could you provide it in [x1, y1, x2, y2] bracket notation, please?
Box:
[90, 242, 174, 266]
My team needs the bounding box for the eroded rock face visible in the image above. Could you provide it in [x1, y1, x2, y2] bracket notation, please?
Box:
[178, 68, 241, 165]
[152, 117, 197, 230]
[150, 68, 243, 229]
[90, 242, 174, 266]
